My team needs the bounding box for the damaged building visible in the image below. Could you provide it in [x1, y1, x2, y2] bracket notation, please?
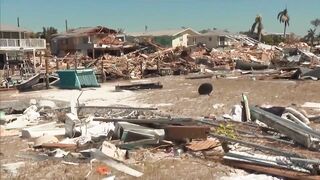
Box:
[128, 28, 200, 48]
[51, 26, 135, 58]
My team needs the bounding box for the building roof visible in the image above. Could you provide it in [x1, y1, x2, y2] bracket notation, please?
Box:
[193, 30, 236, 37]
[0, 24, 32, 32]
[128, 28, 200, 37]
[52, 26, 117, 39]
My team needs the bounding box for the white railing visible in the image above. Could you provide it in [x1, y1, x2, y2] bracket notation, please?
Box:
[0, 38, 46, 50]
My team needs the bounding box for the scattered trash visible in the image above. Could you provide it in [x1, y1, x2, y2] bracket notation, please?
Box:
[96, 165, 111, 175]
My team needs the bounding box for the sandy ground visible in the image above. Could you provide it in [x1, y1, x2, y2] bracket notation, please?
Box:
[135, 75, 320, 117]
[1, 75, 320, 179]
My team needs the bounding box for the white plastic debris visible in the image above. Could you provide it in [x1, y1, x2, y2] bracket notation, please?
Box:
[212, 103, 224, 109]
[232, 105, 243, 122]
[29, 99, 37, 105]
[101, 141, 126, 162]
[5, 105, 40, 129]
[38, 100, 57, 109]
[1, 162, 25, 176]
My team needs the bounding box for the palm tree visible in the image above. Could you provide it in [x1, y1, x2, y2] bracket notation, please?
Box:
[251, 15, 263, 42]
[304, 28, 316, 46]
[277, 8, 290, 38]
[311, 18, 320, 28]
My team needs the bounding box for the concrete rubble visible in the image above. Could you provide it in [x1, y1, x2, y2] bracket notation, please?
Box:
[1, 92, 320, 179]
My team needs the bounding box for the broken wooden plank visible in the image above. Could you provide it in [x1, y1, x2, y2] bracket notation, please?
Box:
[164, 125, 210, 141]
[90, 149, 143, 177]
[38, 143, 77, 150]
[115, 82, 163, 91]
[186, 139, 220, 151]
[224, 160, 320, 180]
[242, 93, 251, 122]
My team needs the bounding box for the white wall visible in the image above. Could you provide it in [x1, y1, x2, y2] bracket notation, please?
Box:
[172, 34, 189, 48]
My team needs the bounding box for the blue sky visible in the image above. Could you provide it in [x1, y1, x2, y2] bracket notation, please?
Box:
[0, 0, 319, 35]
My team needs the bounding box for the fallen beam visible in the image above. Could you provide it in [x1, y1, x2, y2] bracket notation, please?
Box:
[93, 117, 193, 125]
[115, 82, 163, 91]
[77, 106, 157, 111]
[224, 160, 320, 180]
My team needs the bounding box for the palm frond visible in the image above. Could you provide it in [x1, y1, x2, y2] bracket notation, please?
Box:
[251, 22, 257, 33]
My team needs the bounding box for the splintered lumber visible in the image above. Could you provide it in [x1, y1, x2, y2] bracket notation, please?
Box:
[250, 106, 320, 149]
[115, 82, 163, 91]
[93, 117, 193, 125]
[224, 160, 320, 180]
[164, 126, 210, 140]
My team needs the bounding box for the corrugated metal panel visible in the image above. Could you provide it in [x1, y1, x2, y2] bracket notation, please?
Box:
[76, 69, 100, 87]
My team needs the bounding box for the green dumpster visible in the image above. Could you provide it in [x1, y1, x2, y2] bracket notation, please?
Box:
[56, 69, 100, 89]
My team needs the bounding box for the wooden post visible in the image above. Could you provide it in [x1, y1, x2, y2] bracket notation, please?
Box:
[45, 57, 49, 89]
[56, 59, 59, 70]
[67, 62, 70, 69]
[40, 54, 43, 66]
[140, 60, 143, 78]
[126, 61, 129, 77]
[11, 65, 15, 75]
[74, 57, 77, 70]
[157, 59, 160, 73]
[101, 59, 105, 83]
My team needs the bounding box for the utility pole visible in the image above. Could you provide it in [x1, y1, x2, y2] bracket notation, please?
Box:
[65, 19, 68, 32]
[17, 17, 21, 44]
[45, 57, 49, 89]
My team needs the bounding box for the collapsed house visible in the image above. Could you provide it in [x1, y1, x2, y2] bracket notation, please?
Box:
[50, 26, 135, 58]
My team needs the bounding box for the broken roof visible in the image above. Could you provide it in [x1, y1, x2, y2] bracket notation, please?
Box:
[52, 26, 117, 39]
[0, 24, 32, 32]
[128, 28, 200, 37]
